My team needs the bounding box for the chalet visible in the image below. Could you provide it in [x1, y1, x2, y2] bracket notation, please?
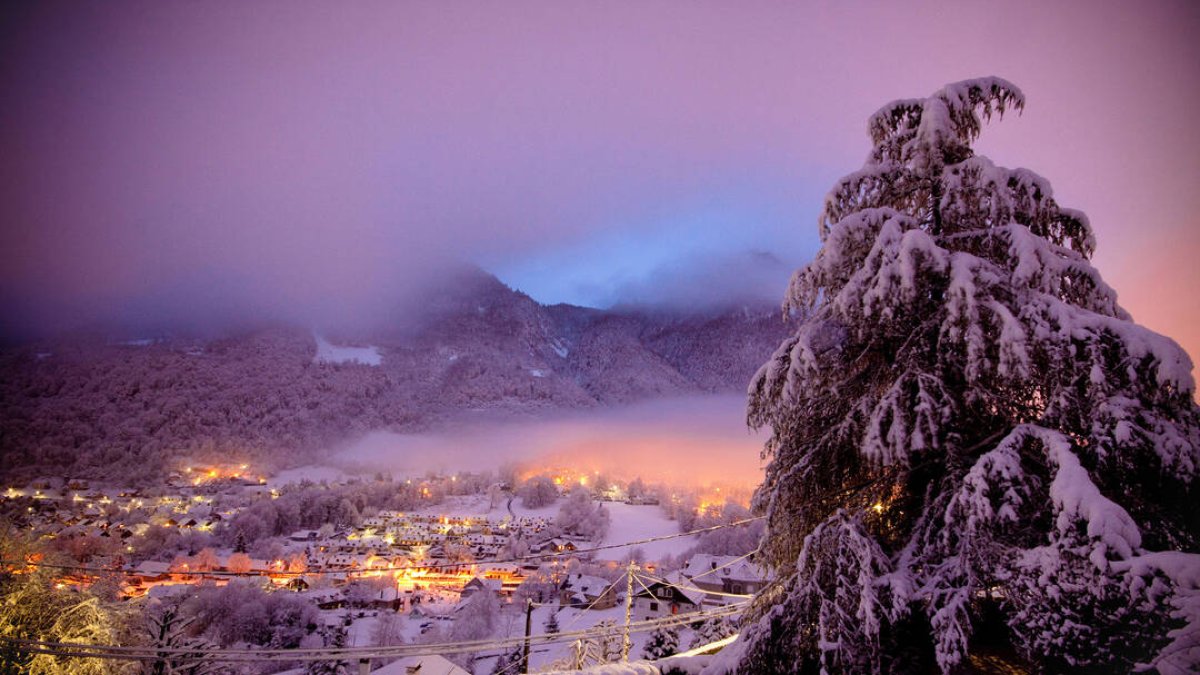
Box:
[558, 574, 617, 610]
[681, 554, 770, 606]
[632, 575, 703, 619]
[459, 576, 502, 599]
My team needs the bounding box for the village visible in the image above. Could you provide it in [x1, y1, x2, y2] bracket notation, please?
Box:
[0, 461, 768, 651]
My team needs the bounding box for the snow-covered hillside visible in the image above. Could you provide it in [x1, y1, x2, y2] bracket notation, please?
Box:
[0, 268, 790, 481]
[313, 333, 383, 366]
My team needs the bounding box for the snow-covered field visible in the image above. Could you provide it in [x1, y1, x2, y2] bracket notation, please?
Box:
[313, 333, 383, 366]
[592, 503, 697, 562]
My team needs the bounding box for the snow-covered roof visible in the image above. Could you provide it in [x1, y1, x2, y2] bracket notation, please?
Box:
[370, 654, 468, 675]
[563, 574, 612, 597]
[135, 560, 171, 576]
[462, 576, 502, 593]
[635, 572, 705, 607]
[682, 554, 767, 584]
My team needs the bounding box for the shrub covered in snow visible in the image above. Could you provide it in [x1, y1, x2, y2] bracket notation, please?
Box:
[642, 624, 681, 660]
[731, 78, 1200, 673]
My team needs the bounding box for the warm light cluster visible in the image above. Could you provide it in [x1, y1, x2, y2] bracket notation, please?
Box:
[182, 463, 266, 486]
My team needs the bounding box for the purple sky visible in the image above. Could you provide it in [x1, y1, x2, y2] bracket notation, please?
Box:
[2, 1, 1198, 362]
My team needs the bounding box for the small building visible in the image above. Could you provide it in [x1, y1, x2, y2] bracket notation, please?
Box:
[459, 576, 502, 599]
[558, 574, 617, 610]
[632, 575, 703, 619]
[131, 560, 172, 582]
[681, 554, 770, 605]
[369, 654, 469, 675]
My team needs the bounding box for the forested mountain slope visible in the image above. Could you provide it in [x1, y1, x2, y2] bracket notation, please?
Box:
[0, 270, 791, 481]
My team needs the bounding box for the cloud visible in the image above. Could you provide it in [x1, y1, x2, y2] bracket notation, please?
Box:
[1, 1, 1197, 362]
[610, 250, 792, 312]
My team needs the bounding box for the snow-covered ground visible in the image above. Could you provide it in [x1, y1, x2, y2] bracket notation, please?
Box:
[313, 333, 383, 366]
[409, 495, 696, 564]
[593, 503, 697, 562]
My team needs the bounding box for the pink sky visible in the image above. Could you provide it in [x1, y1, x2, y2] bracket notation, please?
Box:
[1, 1, 1197, 365]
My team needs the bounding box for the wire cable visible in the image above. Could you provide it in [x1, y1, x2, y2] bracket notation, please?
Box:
[0, 603, 748, 663]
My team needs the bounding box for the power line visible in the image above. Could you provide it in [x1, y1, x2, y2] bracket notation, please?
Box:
[4, 603, 745, 658]
[0, 516, 764, 580]
[682, 547, 761, 583]
[0, 603, 748, 664]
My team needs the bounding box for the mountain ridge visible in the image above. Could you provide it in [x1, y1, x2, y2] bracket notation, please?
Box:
[0, 270, 793, 481]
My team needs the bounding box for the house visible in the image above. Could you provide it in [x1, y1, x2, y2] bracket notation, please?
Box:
[459, 576, 501, 599]
[366, 586, 405, 612]
[631, 575, 703, 619]
[532, 538, 577, 554]
[369, 654, 468, 675]
[131, 560, 172, 582]
[558, 574, 617, 609]
[681, 554, 770, 605]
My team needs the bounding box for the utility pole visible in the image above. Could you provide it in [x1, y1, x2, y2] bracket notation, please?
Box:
[622, 560, 636, 661]
[521, 597, 534, 673]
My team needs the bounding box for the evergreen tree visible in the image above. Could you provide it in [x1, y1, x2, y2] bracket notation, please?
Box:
[142, 601, 221, 675]
[690, 616, 735, 649]
[642, 624, 680, 660]
[544, 609, 560, 634]
[735, 77, 1200, 674]
[233, 530, 247, 554]
[305, 622, 349, 675]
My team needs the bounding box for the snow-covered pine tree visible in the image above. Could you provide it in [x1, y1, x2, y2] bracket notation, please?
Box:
[143, 601, 221, 675]
[690, 615, 735, 649]
[733, 77, 1200, 674]
[642, 624, 681, 660]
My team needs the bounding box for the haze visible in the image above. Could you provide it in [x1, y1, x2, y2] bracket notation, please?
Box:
[1, 1, 1197, 365]
[330, 395, 767, 489]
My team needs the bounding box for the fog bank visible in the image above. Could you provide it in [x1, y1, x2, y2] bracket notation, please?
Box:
[329, 394, 766, 489]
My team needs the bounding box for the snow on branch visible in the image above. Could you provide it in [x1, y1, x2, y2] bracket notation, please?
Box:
[1115, 551, 1200, 675]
